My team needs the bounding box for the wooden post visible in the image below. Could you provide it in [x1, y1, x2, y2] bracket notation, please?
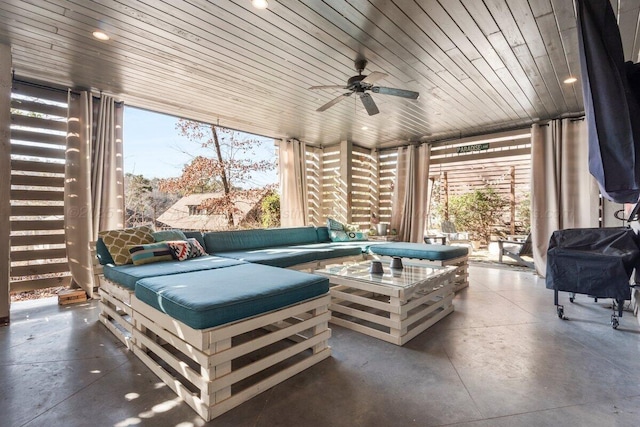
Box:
[510, 166, 516, 235]
[443, 172, 449, 221]
[0, 44, 11, 325]
[371, 148, 380, 228]
[339, 139, 353, 224]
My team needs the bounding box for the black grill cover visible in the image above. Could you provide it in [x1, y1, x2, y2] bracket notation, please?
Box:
[546, 228, 639, 300]
[576, 0, 640, 203]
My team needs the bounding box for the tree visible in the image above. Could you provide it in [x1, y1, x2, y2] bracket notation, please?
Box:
[159, 121, 277, 228]
[447, 186, 509, 245]
[125, 173, 152, 226]
[125, 174, 179, 227]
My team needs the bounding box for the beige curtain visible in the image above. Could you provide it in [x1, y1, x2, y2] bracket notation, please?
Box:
[65, 92, 124, 296]
[91, 96, 125, 232]
[531, 118, 599, 277]
[279, 139, 308, 227]
[390, 144, 430, 242]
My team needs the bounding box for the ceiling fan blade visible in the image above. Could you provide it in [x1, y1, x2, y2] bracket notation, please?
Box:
[360, 93, 379, 116]
[360, 71, 388, 85]
[308, 85, 348, 90]
[372, 86, 420, 99]
[316, 92, 352, 112]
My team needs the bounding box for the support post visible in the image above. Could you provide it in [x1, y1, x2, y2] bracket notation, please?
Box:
[371, 148, 380, 228]
[0, 44, 11, 325]
[510, 166, 516, 235]
[339, 139, 353, 224]
[443, 172, 449, 221]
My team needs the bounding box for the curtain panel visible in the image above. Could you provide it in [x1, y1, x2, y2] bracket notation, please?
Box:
[65, 92, 124, 296]
[279, 139, 308, 227]
[530, 118, 599, 277]
[390, 144, 430, 243]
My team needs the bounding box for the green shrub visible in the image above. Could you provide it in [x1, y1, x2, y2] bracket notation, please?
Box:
[261, 192, 281, 228]
[448, 187, 509, 245]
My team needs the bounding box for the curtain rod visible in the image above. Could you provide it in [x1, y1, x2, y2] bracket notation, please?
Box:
[12, 76, 80, 95]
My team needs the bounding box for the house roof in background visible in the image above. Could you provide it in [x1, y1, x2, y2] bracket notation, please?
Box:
[157, 192, 263, 231]
[3, 1, 640, 147]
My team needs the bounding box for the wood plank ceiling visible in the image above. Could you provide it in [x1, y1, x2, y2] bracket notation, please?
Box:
[1, 0, 640, 148]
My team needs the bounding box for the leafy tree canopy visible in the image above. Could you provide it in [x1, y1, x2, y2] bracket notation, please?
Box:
[158, 121, 277, 227]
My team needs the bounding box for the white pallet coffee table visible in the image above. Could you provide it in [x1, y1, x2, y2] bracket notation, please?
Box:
[315, 261, 456, 345]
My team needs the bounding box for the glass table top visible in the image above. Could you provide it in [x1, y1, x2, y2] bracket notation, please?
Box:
[314, 260, 455, 289]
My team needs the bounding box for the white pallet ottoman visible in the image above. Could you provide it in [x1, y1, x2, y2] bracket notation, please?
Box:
[316, 261, 456, 345]
[130, 265, 332, 421]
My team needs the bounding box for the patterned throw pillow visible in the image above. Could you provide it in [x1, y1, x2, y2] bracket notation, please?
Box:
[128, 243, 173, 265]
[98, 225, 155, 265]
[166, 238, 208, 261]
[327, 217, 345, 231]
[329, 230, 369, 242]
[166, 240, 191, 261]
[152, 229, 187, 242]
[187, 238, 208, 257]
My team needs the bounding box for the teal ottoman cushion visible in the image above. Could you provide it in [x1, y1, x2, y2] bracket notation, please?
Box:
[369, 242, 468, 260]
[103, 255, 245, 290]
[135, 263, 329, 329]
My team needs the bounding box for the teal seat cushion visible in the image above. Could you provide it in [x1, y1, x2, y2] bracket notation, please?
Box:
[103, 255, 246, 290]
[213, 242, 364, 268]
[135, 263, 329, 329]
[369, 242, 468, 260]
[203, 227, 319, 253]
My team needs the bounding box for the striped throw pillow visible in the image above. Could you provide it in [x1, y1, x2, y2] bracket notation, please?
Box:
[128, 242, 173, 265]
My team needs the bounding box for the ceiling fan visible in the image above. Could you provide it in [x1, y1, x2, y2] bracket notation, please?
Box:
[309, 59, 419, 116]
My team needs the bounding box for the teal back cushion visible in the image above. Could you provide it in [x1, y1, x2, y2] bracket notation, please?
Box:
[153, 229, 187, 242]
[183, 231, 206, 249]
[316, 226, 330, 242]
[96, 238, 115, 265]
[204, 227, 319, 252]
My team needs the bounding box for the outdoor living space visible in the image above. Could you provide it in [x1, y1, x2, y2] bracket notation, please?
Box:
[4, 1, 640, 426]
[4, 264, 640, 427]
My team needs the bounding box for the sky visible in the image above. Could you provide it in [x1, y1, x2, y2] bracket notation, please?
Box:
[123, 107, 278, 188]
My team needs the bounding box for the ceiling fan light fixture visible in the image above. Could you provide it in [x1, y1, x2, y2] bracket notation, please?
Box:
[361, 126, 368, 130]
[251, 0, 269, 9]
[92, 30, 110, 41]
[564, 76, 578, 84]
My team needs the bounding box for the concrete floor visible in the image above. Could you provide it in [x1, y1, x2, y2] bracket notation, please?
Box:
[2, 264, 640, 427]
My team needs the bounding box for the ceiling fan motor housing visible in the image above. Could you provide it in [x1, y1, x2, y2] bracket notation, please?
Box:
[347, 74, 368, 91]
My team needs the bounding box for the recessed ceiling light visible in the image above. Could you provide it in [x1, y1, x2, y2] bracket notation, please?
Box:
[251, 0, 268, 9]
[92, 31, 110, 41]
[361, 126, 368, 130]
[564, 76, 577, 84]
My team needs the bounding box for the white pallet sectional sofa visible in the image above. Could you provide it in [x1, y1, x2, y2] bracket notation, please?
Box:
[94, 225, 469, 421]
